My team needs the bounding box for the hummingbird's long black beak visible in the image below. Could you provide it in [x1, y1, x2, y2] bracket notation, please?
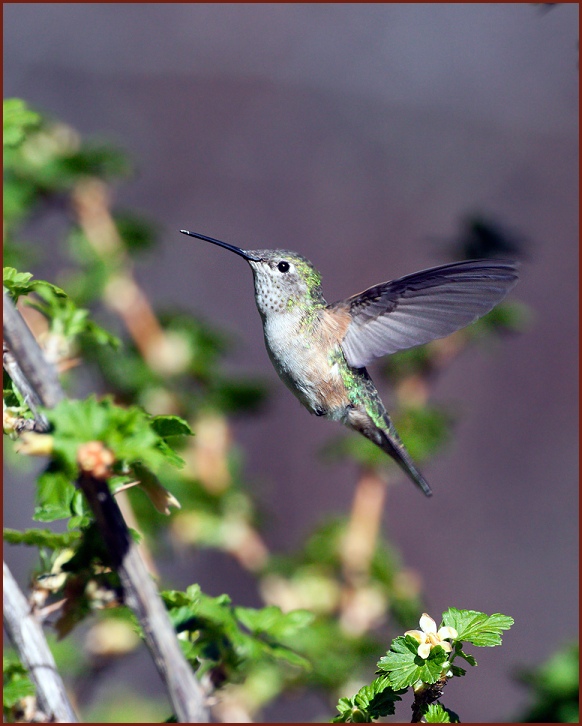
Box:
[180, 230, 261, 262]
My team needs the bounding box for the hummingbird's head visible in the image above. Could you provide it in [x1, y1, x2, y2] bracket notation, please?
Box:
[245, 249, 326, 316]
[181, 230, 326, 316]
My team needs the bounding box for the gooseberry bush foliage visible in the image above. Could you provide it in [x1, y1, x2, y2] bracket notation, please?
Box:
[4, 99, 522, 722]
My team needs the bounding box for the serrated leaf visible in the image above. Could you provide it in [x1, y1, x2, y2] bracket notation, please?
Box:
[355, 676, 402, 717]
[3, 267, 33, 295]
[450, 665, 466, 677]
[377, 636, 449, 690]
[45, 395, 176, 474]
[332, 707, 371, 723]
[442, 608, 513, 647]
[332, 696, 355, 722]
[333, 676, 402, 722]
[424, 702, 460, 723]
[453, 642, 477, 667]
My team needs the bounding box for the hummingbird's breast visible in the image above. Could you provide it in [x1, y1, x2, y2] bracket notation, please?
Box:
[261, 306, 353, 417]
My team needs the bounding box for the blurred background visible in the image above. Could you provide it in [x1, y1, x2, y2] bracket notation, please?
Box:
[4, 3, 578, 723]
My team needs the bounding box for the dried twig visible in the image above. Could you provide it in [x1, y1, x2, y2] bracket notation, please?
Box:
[3, 560, 78, 722]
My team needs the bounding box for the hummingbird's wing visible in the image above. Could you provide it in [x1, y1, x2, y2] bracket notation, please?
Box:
[332, 259, 519, 368]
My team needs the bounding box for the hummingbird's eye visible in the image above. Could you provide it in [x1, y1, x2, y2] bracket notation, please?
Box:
[277, 261, 290, 273]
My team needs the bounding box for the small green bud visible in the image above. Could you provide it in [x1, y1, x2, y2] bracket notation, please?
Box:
[351, 708, 370, 723]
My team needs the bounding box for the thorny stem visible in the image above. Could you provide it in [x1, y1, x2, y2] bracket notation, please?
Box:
[410, 675, 448, 723]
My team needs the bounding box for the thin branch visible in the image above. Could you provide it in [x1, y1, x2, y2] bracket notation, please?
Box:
[410, 676, 448, 722]
[3, 294, 209, 722]
[3, 294, 65, 411]
[78, 471, 209, 721]
[3, 340, 50, 432]
[3, 560, 79, 722]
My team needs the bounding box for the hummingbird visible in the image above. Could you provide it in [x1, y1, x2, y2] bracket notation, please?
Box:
[181, 229, 519, 497]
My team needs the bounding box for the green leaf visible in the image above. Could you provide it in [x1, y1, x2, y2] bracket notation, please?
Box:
[150, 415, 193, 439]
[3, 269, 117, 352]
[3, 528, 80, 549]
[162, 585, 313, 678]
[3, 99, 41, 149]
[423, 702, 460, 723]
[450, 665, 467, 677]
[45, 395, 177, 474]
[28, 397, 187, 522]
[3, 657, 35, 708]
[452, 642, 477, 667]
[25, 285, 119, 349]
[377, 636, 449, 690]
[354, 676, 403, 717]
[3, 267, 33, 296]
[34, 468, 78, 522]
[3, 266, 66, 302]
[442, 608, 513, 647]
[333, 697, 358, 723]
[333, 676, 403, 722]
[60, 141, 132, 182]
[234, 605, 314, 640]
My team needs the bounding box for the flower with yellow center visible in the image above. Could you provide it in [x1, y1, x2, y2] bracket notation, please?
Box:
[405, 613, 458, 659]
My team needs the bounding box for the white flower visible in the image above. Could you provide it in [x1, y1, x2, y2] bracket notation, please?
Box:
[405, 613, 458, 659]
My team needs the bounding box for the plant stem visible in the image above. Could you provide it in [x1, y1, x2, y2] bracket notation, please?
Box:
[3, 294, 209, 722]
[410, 676, 448, 722]
[3, 561, 79, 722]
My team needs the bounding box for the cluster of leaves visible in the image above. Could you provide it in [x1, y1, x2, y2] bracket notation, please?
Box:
[164, 585, 313, 681]
[28, 395, 190, 523]
[4, 267, 118, 351]
[334, 609, 514, 723]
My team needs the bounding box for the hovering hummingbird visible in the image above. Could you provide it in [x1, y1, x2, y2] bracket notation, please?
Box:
[181, 230, 518, 497]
